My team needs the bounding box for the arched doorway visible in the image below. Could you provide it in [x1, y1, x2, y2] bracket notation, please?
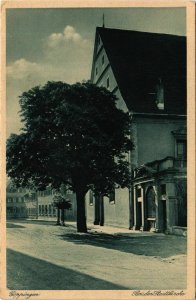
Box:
[146, 186, 156, 231]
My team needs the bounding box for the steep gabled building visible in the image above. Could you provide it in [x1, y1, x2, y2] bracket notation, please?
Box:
[86, 27, 187, 234]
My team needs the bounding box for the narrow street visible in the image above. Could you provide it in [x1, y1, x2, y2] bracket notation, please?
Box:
[6, 219, 187, 290]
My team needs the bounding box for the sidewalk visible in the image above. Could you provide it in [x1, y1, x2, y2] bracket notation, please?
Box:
[29, 217, 161, 236]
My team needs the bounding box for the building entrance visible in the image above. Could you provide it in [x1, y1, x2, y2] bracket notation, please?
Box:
[146, 186, 156, 231]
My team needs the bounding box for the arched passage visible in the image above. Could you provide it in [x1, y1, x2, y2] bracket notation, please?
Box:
[146, 186, 156, 231]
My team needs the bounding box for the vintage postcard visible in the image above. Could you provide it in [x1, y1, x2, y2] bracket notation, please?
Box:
[1, 0, 195, 299]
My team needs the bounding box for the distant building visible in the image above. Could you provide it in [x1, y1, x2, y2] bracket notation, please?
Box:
[37, 186, 77, 221]
[86, 27, 186, 234]
[6, 181, 77, 222]
[6, 181, 37, 219]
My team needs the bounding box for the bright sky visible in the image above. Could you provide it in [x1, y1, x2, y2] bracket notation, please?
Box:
[6, 7, 186, 137]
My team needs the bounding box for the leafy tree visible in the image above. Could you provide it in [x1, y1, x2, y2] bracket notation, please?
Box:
[7, 81, 133, 232]
[53, 194, 72, 226]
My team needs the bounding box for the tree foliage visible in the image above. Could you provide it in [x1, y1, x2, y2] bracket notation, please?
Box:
[53, 195, 72, 210]
[7, 81, 133, 232]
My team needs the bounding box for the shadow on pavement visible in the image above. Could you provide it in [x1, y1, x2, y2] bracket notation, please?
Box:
[6, 223, 26, 229]
[58, 232, 187, 259]
[7, 249, 129, 290]
[7, 219, 60, 227]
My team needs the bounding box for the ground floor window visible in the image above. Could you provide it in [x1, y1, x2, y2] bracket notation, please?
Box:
[42, 205, 44, 215]
[45, 205, 48, 215]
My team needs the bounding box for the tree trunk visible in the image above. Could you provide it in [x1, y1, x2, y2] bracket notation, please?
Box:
[56, 207, 60, 225]
[61, 209, 65, 226]
[76, 191, 87, 233]
[100, 195, 104, 226]
[94, 194, 100, 225]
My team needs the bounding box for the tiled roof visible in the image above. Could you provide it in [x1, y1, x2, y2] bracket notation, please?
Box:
[96, 27, 186, 115]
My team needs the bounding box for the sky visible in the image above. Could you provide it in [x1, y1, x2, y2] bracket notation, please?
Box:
[6, 7, 186, 137]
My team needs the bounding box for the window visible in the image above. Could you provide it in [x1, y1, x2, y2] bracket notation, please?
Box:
[160, 184, 167, 200]
[175, 139, 187, 168]
[160, 184, 166, 195]
[49, 204, 52, 215]
[176, 140, 187, 159]
[89, 190, 94, 206]
[109, 189, 115, 204]
[136, 186, 143, 201]
[106, 77, 110, 89]
[102, 55, 104, 66]
[95, 67, 98, 76]
[39, 205, 42, 215]
[137, 188, 142, 198]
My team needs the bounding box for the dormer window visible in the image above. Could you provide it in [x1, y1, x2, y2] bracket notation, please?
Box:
[156, 78, 164, 110]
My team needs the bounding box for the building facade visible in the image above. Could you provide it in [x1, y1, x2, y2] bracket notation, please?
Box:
[6, 181, 37, 219]
[6, 181, 77, 222]
[37, 186, 77, 221]
[86, 27, 187, 234]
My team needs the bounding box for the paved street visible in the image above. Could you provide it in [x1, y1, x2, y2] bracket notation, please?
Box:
[7, 219, 187, 290]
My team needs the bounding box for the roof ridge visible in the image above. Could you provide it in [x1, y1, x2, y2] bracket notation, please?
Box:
[96, 26, 186, 38]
